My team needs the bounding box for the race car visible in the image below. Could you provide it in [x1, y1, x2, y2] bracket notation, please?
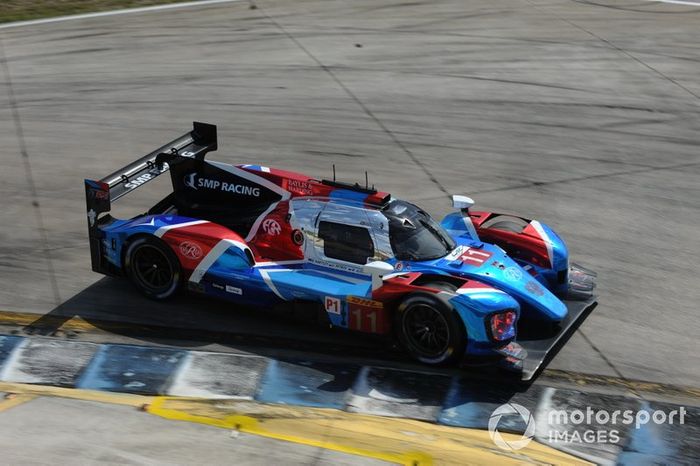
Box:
[84, 122, 596, 379]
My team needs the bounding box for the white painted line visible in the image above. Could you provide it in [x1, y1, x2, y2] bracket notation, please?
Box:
[189, 238, 249, 284]
[0, 338, 28, 382]
[645, 0, 700, 5]
[154, 219, 209, 238]
[259, 268, 291, 300]
[0, 0, 243, 30]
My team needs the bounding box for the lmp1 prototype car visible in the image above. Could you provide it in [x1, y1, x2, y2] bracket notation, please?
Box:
[85, 122, 596, 379]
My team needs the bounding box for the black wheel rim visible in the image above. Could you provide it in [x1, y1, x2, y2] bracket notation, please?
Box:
[132, 245, 174, 292]
[402, 304, 450, 358]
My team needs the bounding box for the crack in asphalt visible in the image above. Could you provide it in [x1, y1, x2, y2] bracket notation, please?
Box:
[571, 0, 700, 15]
[254, 1, 451, 199]
[0, 37, 61, 306]
[528, 0, 700, 102]
[576, 328, 644, 399]
[470, 159, 700, 195]
[503, 0, 699, 387]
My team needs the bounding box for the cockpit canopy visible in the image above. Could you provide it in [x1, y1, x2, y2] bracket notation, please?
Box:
[382, 200, 456, 261]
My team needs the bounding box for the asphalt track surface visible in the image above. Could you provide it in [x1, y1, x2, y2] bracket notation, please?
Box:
[0, 0, 698, 390]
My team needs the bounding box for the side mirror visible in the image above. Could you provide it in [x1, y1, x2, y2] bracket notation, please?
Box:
[363, 261, 395, 291]
[452, 195, 474, 210]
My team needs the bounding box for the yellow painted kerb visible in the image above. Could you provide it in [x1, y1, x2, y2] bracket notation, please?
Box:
[0, 393, 35, 412]
[0, 381, 589, 465]
[147, 396, 591, 465]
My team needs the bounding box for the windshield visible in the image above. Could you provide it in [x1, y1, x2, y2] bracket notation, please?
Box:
[383, 200, 456, 261]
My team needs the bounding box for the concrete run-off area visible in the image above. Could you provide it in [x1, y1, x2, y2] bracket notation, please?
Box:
[0, 395, 391, 465]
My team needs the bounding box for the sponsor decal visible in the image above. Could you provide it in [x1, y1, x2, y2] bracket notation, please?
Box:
[308, 257, 363, 274]
[88, 188, 109, 200]
[183, 172, 261, 197]
[262, 218, 282, 236]
[226, 285, 243, 295]
[395, 262, 411, 272]
[179, 241, 203, 260]
[445, 245, 466, 261]
[324, 296, 341, 315]
[124, 173, 155, 189]
[184, 172, 198, 190]
[347, 296, 388, 334]
[212, 282, 224, 290]
[504, 266, 523, 282]
[525, 280, 545, 296]
[87, 209, 97, 227]
[286, 179, 313, 195]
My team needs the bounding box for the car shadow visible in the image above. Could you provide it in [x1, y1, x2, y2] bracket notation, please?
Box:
[18, 276, 540, 416]
[23, 276, 400, 356]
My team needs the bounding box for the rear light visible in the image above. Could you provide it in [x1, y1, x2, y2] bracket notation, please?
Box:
[490, 310, 517, 341]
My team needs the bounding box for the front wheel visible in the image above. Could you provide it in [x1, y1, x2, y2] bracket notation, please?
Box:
[395, 293, 466, 366]
[125, 236, 181, 300]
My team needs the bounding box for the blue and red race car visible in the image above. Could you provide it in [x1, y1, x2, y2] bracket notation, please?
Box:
[85, 122, 596, 379]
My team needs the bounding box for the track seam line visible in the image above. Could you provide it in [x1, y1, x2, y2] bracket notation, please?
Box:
[469, 159, 700, 194]
[254, 1, 451, 199]
[576, 329, 645, 400]
[529, 0, 700, 102]
[0, 38, 61, 306]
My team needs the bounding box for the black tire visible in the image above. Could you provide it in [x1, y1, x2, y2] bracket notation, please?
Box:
[395, 292, 466, 366]
[125, 236, 181, 300]
[481, 216, 528, 234]
[425, 281, 458, 293]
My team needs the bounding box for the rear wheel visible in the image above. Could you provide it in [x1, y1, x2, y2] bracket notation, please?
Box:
[125, 236, 181, 300]
[396, 292, 466, 366]
[425, 281, 457, 293]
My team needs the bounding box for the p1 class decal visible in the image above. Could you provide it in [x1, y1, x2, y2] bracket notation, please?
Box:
[262, 219, 282, 236]
[179, 241, 203, 260]
[459, 247, 493, 267]
[325, 296, 341, 315]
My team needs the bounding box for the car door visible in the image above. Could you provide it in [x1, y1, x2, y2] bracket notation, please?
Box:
[254, 200, 374, 319]
[312, 202, 376, 276]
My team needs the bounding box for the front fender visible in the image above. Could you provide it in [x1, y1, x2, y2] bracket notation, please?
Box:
[441, 210, 570, 293]
[446, 285, 521, 356]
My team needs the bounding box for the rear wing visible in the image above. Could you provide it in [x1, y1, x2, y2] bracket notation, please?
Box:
[84, 121, 217, 273]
